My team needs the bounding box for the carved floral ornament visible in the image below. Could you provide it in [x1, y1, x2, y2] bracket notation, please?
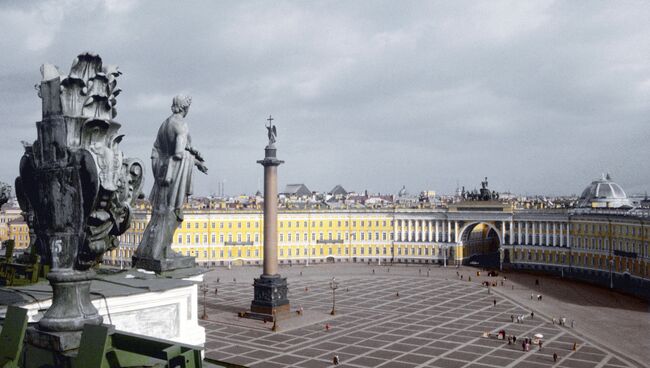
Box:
[17, 52, 144, 273]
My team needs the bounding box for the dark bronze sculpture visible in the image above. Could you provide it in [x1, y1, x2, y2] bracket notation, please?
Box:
[132, 95, 208, 272]
[15, 52, 144, 332]
[461, 177, 499, 201]
[0, 182, 9, 208]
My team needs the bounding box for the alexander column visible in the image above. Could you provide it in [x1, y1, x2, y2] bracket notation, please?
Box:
[250, 115, 290, 317]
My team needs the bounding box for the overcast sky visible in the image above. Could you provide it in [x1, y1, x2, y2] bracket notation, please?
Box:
[0, 1, 649, 197]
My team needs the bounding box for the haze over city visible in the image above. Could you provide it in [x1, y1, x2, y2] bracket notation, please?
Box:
[0, 1, 648, 196]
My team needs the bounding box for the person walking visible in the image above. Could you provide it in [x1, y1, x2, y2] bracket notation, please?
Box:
[553, 352, 558, 363]
[510, 314, 514, 323]
[493, 299, 497, 307]
[531, 311, 535, 320]
[538, 340, 543, 351]
[333, 355, 340, 365]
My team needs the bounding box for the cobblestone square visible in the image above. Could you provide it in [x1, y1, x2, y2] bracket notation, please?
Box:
[198, 265, 643, 367]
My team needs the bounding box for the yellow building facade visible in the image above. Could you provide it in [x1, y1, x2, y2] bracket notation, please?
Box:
[108, 208, 649, 283]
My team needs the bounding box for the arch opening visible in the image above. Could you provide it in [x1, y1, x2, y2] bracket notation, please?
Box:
[460, 222, 502, 268]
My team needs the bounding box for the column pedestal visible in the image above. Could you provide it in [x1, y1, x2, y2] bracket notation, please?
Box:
[251, 274, 290, 316]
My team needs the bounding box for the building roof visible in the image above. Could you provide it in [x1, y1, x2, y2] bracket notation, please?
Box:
[578, 174, 632, 208]
[329, 185, 347, 196]
[282, 184, 311, 197]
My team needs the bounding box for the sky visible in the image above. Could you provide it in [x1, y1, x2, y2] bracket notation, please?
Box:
[0, 0, 649, 197]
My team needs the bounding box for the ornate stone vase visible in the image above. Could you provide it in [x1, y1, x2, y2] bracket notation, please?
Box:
[16, 52, 143, 332]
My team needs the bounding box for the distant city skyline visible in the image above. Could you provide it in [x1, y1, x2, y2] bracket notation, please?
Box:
[0, 1, 648, 196]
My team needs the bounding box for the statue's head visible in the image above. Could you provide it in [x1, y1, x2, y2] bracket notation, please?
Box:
[171, 94, 192, 116]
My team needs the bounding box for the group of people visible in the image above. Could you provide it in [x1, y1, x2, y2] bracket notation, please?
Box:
[511, 313, 528, 323]
[552, 317, 574, 327]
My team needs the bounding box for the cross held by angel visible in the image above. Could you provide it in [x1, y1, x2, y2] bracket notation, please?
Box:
[266, 114, 277, 146]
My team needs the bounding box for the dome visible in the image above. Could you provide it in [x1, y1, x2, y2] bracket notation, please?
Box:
[578, 174, 632, 208]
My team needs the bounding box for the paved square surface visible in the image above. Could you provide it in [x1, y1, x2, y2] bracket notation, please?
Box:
[199, 265, 642, 367]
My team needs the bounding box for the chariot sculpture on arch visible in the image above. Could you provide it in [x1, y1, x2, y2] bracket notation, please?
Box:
[133, 94, 208, 272]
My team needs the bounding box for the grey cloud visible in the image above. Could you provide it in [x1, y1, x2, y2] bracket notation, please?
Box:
[0, 0, 648, 197]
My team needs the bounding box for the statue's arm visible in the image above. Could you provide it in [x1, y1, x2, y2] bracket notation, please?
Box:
[172, 122, 189, 160]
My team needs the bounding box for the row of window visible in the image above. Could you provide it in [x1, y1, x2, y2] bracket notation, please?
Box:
[572, 237, 648, 258]
[514, 250, 644, 274]
[123, 231, 398, 245]
[573, 222, 648, 237]
[133, 219, 395, 231]
[173, 244, 446, 259]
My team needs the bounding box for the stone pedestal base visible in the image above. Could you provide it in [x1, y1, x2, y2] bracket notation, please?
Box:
[132, 255, 195, 273]
[250, 274, 290, 317]
[38, 270, 103, 332]
[25, 327, 83, 353]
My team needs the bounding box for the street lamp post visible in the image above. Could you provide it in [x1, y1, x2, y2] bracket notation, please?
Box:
[443, 244, 447, 267]
[499, 247, 504, 271]
[329, 277, 339, 315]
[200, 283, 209, 320]
[609, 258, 614, 289]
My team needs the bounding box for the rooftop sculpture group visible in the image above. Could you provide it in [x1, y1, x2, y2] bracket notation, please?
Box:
[461, 177, 500, 201]
[15, 52, 144, 331]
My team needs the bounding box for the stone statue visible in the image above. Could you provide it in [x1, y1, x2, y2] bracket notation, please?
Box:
[266, 115, 277, 147]
[132, 95, 208, 272]
[15, 52, 144, 332]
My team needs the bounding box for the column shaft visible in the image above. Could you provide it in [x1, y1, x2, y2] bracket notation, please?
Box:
[263, 165, 279, 276]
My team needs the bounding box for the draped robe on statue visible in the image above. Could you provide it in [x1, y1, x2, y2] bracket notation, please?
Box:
[135, 115, 194, 262]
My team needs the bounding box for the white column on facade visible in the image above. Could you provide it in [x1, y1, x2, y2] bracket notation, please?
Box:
[421, 220, 425, 242]
[560, 223, 564, 247]
[509, 220, 515, 245]
[454, 221, 459, 243]
[401, 220, 406, 242]
[545, 222, 550, 246]
[394, 220, 399, 242]
[566, 223, 571, 247]
[501, 221, 506, 245]
[532, 222, 537, 245]
[447, 221, 451, 242]
[420, 220, 425, 242]
[552, 222, 557, 246]
[413, 220, 420, 241]
[517, 222, 522, 244]
[525, 222, 529, 245]
[436, 220, 440, 242]
[406, 220, 413, 241]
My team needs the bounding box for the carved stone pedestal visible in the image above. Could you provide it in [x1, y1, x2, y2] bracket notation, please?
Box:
[132, 254, 196, 273]
[38, 270, 102, 332]
[250, 274, 290, 316]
